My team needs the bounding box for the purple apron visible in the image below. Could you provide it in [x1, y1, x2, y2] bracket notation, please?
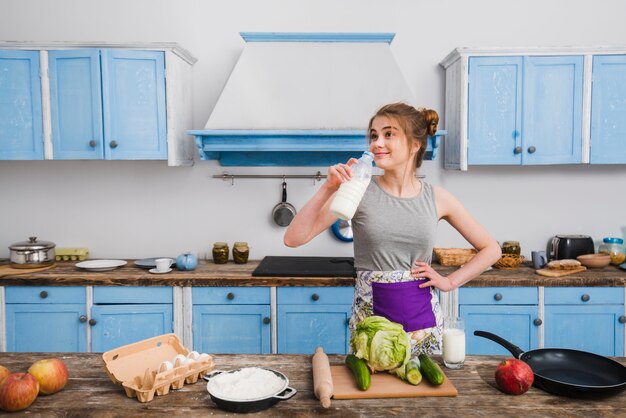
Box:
[371, 280, 436, 331]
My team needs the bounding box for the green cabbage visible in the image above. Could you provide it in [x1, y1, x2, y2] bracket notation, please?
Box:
[351, 315, 411, 372]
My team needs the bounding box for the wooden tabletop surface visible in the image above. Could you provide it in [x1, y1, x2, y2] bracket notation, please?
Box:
[0, 352, 623, 417]
[1, 259, 625, 287]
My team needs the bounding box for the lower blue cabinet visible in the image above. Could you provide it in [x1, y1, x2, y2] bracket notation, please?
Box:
[5, 287, 87, 352]
[277, 287, 353, 354]
[544, 287, 624, 356]
[459, 287, 540, 355]
[192, 287, 271, 354]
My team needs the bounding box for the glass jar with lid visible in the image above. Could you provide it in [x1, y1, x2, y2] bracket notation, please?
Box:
[232, 242, 249, 264]
[501, 241, 521, 256]
[212, 242, 229, 264]
[598, 237, 625, 265]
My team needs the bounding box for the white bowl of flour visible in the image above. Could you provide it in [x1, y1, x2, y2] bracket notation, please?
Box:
[205, 367, 297, 412]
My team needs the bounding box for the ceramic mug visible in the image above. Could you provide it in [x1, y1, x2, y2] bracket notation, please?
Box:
[531, 251, 548, 269]
[155, 258, 174, 272]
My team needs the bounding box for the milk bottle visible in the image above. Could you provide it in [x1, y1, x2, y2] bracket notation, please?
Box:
[329, 152, 374, 220]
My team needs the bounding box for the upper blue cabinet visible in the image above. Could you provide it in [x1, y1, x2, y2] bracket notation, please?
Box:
[590, 55, 626, 164]
[0, 42, 196, 166]
[441, 47, 626, 170]
[0, 50, 44, 160]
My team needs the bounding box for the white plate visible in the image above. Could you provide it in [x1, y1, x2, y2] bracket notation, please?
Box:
[149, 268, 172, 274]
[75, 259, 127, 272]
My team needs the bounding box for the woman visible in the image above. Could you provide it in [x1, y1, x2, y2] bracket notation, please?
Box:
[284, 103, 501, 354]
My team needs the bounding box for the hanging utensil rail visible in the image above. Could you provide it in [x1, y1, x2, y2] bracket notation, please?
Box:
[213, 171, 326, 185]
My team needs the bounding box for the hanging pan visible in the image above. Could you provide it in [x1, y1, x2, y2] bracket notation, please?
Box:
[475, 330, 626, 398]
[272, 180, 296, 227]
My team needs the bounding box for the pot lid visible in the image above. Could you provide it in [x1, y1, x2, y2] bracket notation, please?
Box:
[10, 236, 56, 251]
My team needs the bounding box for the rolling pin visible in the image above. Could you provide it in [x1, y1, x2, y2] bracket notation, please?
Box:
[312, 346, 333, 408]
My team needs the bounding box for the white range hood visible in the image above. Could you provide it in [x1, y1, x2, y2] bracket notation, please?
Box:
[190, 33, 445, 166]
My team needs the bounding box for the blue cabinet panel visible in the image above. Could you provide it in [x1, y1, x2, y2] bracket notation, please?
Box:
[590, 55, 626, 163]
[0, 50, 44, 160]
[91, 304, 173, 352]
[277, 287, 354, 305]
[192, 305, 271, 354]
[460, 305, 539, 355]
[544, 287, 623, 305]
[5, 286, 86, 304]
[192, 287, 270, 304]
[468, 57, 523, 165]
[101, 50, 167, 160]
[5, 303, 87, 352]
[459, 287, 537, 305]
[93, 286, 172, 304]
[277, 304, 352, 354]
[545, 304, 623, 356]
[522, 56, 583, 164]
[48, 49, 103, 159]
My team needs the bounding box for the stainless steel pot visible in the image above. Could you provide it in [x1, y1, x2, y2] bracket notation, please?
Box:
[9, 236, 56, 269]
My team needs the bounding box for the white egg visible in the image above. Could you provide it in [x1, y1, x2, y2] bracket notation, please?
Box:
[172, 354, 187, 366]
[181, 358, 195, 366]
[198, 353, 209, 359]
[159, 360, 173, 372]
[187, 351, 200, 360]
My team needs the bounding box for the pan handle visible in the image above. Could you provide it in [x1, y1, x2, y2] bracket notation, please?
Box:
[282, 181, 287, 203]
[474, 330, 525, 358]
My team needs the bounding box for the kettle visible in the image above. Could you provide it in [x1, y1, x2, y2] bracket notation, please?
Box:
[176, 252, 198, 271]
[548, 235, 594, 260]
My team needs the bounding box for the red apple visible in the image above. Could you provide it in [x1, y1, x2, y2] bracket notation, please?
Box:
[0, 373, 39, 412]
[0, 366, 10, 384]
[27, 358, 69, 395]
[495, 358, 534, 395]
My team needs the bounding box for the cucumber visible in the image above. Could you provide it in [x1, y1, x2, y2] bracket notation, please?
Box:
[418, 354, 444, 386]
[345, 354, 371, 390]
[404, 358, 422, 385]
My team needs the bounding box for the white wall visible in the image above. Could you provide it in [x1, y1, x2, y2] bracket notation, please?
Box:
[1, 0, 625, 260]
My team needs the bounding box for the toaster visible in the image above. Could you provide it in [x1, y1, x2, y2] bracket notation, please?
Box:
[548, 235, 594, 260]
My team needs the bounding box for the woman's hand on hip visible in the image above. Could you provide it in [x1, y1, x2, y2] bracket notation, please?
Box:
[412, 261, 454, 292]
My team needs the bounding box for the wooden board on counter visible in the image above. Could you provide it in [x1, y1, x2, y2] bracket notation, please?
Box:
[535, 266, 587, 277]
[330, 365, 457, 399]
[0, 263, 56, 277]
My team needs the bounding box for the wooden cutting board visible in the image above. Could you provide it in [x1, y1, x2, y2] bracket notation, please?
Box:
[0, 263, 56, 277]
[330, 365, 458, 399]
[535, 266, 586, 277]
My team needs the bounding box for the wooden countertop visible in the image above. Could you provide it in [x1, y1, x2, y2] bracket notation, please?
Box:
[0, 352, 623, 417]
[1, 260, 626, 287]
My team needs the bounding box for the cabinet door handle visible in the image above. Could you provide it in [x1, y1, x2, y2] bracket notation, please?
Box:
[89, 140, 97, 148]
[39, 291, 48, 299]
[227, 292, 235, 300]
[311, 293, 320, 301]
[88, 319, 97, 326]
[513, 146, 522, 154]
[533, 318, 543, 326]
[581, 294, 590, 302]
[79, 315, 87, 323]
[619, 316, 626, 324]
[109, 140, 118, 149]
[494, 293, 503, 301]
[527, 146, 536, 154]
[263, 317, 270, 325]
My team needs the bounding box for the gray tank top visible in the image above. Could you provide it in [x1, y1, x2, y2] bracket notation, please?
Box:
[352, 179, 438, 271]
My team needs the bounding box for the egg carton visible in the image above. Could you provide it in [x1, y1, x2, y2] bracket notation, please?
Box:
[55, 247, 89, 261]
[102, 333, 214, 403]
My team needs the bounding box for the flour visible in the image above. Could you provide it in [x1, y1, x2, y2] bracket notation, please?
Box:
[208, 367, 285, 400]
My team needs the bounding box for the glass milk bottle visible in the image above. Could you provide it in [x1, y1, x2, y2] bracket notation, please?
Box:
[329, 152, 374, 220]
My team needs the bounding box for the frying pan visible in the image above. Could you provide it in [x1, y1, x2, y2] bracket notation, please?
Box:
[272, 180, 296, 227]
[475, 330, 626, 398]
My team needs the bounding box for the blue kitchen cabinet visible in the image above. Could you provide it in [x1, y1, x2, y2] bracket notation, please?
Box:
[468, 56, 583, 166]
[277, 287, 353, 354]
[192, 287, 271, 354]
[0, 50, 44, 160]
[459, 287, 540, 355]
[90, 287, 173, 352]
[48, 49, 167, 160]
[544, 287, 625, 356]
[4, 287, 87, 352]
[590, 55, 626, 163]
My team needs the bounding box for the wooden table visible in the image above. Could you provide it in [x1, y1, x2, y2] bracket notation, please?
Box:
[0, 353, 624, 417]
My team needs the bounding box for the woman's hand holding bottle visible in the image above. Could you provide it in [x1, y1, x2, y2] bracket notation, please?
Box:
[325, 158, 358, 190]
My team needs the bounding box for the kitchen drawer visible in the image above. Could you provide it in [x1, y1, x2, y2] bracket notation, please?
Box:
[93, 286, 172, 304]
[277, 287, 354, 305]
[459, 287, 538, 305]
[544, 287, 623, 305]
[5, 286, 86, 304]
[192, 287, 270, 304]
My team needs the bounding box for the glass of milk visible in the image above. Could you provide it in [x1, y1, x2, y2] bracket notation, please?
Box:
[443, 317, 465, 369]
